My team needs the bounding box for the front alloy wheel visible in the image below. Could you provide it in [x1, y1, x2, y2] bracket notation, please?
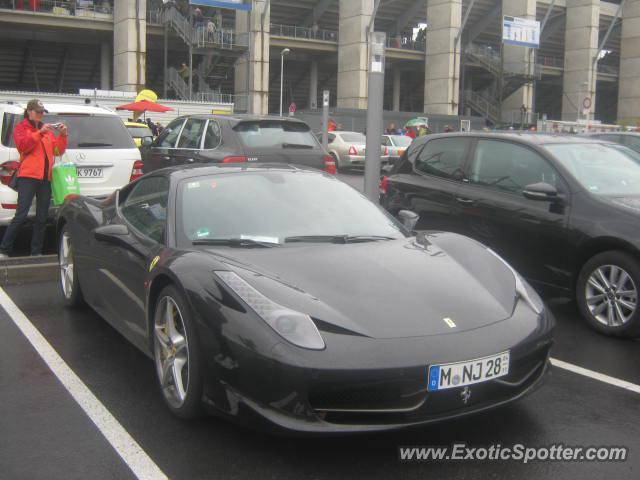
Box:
[153, 286, 202, 418]
[59, 225, 83, 307]
[577, 251, 640, 337]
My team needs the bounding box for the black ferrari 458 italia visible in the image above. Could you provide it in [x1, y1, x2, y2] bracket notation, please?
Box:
[57, 164, 554, 433]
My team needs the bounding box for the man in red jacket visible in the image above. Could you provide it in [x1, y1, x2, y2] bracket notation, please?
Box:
[0, 99, 68, 257]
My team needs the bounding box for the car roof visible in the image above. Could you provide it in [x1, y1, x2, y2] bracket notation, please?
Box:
[0, 101, 117, 116]
[153, 163, 323, 181]
[168, 114, 310, 125]
[125, 122, 150, 128]
[416, 132, 611, 145]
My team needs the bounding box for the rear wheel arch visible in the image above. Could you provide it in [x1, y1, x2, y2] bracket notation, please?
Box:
[572, 237, 640, 290]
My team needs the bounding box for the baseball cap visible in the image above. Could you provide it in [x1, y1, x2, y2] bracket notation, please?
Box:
[26, 99, 48, 113]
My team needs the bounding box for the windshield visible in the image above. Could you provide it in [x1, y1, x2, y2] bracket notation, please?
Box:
[234, 121, 318, 149]
[45, 114, 136, 149]
[546, 143, 640, 196]
[179, 171, 406, 244]
[389, 135, 412, 147]
[338, 133, 366, 143]
[127, 126, 153, 138]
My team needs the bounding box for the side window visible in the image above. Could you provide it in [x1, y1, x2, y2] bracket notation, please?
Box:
[121, 176, 170, 243]
[470, 140, 558, 195]
[177, 118, 207, 149]
[203, 120, 222, 149]
[381, 136, 391, 146]
[623, 136, 640, 152]
[155, 118, 185, 148]
[328, 134, 336, 144]
[1, 113, 20, 147]
[414, 138, 470, 181]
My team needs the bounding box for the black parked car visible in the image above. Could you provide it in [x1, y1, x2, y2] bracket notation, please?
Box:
[380, 133, 640, 337]
[56, 163, 553, 433]
[141, 115, 335, 173]
[581, 132, 640, 154]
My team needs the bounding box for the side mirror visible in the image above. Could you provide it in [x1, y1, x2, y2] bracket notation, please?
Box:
[398, 209, 419, 231]
[522, 182, 561, 202]
[93, 224, 130, 243]
[141, 136, 153, 147]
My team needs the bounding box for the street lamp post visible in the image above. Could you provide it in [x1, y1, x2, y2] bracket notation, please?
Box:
[280, 48, 291, 117]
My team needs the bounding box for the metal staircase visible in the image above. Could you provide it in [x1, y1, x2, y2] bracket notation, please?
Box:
[464, 43, 540, 124]
[161, 4, 248, 103]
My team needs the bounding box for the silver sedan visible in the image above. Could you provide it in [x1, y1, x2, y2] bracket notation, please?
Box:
[321, 131, 390, 172]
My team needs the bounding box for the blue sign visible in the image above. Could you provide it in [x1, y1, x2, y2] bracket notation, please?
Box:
[190, 0, 251, 11]
[502, 16, 540, 48]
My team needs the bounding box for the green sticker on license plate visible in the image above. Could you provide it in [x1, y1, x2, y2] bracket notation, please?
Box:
[428, 351, 510, 391]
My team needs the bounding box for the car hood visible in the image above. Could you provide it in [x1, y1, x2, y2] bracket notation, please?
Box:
[207, 232, 518, 339]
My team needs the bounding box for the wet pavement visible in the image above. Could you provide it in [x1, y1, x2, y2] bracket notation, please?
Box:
[1, 281, 638, 480]
[1, 170, 639, 479]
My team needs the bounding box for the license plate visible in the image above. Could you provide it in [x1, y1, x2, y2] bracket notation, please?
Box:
[428, 351, 510, 391]
[77, 167, 103, 178]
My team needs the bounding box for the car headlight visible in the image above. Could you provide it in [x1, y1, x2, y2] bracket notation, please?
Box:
[215, 271, 325, 350]
[486, 249, 544, 315]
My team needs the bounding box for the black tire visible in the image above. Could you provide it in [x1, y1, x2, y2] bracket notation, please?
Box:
[576, 250, 640, 338]
[58, 224, 84, 307]
[152, 285, 203, 419]
[331, 152, 343, 173]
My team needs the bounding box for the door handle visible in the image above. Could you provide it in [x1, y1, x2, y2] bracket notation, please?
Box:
[185, 158, 195, 163]
[456, 197, 474, 205]
[162, 156, 171, 161]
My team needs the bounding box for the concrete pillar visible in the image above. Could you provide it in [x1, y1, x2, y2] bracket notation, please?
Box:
[424, 0, 462, 115]
[393, 67, 401, 111]
[562, 0, 599, 121]
[234, 0, 270, 114]
[309, 60, 318, 110]
[100, 42, 111, 90]
[501, 0, 535, 121]
[337, 0, 374, 109]
[618, 0, 640, 124]
[113, 0, 146, 92]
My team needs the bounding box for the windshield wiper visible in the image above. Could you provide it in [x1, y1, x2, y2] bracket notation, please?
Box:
[282, 143, 314, 149]
[192, 238, 279, 248]
[77, 142, 113, 147]
[284, 235, 396, 244]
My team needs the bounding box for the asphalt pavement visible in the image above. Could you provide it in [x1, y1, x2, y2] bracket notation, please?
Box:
[1, 170, 639, 480]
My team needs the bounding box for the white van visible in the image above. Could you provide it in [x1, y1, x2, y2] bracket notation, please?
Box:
[0, 102, 143, 225]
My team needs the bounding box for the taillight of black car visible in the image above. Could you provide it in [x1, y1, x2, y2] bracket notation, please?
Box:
[379, 176, 388, 195]
[324, 155, 336, 175]
[222, 156, 248, 163]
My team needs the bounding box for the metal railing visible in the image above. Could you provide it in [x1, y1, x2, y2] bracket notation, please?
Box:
[537, 55, 564, 68]
[463, 90, 499, 123]
[161, 4, 247, 49]
[598, 64, 618, 75]
[1, 0, 113, 17]
[270, 23, 338, 42]
[386, 36, 425, 52]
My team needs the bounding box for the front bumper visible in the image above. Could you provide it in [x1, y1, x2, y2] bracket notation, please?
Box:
[197, 302, 555, 434]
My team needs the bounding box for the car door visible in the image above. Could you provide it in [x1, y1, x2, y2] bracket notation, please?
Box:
[454, 138, 571, 289]
[388, 137, 472, 232]
[172, 117, 208, 165]
[94, 176, 169, 348]
[143, 118, 186, 173]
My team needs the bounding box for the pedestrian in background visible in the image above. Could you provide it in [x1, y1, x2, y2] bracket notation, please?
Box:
[0, 99, 68, 258]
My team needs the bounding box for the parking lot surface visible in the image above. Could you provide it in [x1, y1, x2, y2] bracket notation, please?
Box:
[1, 171, 639, 480]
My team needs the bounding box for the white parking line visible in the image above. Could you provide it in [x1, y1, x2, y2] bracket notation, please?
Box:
[0, 287, 168, 480]
[551, 357, 640, 395]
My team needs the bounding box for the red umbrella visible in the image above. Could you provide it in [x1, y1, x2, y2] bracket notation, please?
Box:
[115, 100, 173, 113]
